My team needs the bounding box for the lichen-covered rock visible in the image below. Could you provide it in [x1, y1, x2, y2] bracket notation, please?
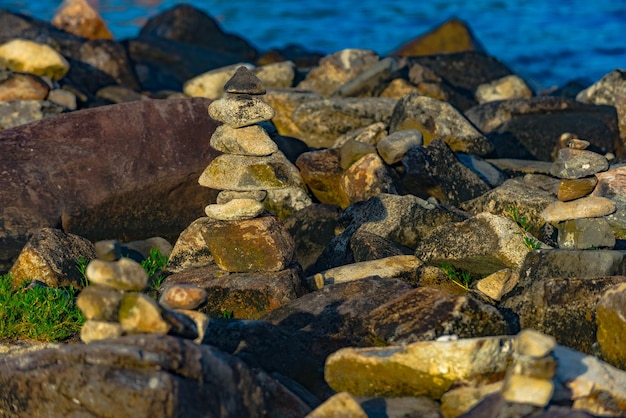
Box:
[296, 148, 351, 209]
[596, 282, 626, 370]
[0, 39, 70, 80]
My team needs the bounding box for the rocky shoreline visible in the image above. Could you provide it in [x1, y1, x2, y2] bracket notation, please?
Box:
[1, 1, 626, 417]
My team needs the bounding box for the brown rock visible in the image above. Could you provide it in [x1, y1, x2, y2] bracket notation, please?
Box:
[391, 18, 484, 56]
[262, 88, 324, 139]
[596, 282, 626, 370]
[52, 0, 114, 40]
[0, 97, 220, 273]
[159, 283, 208, 310]
[340, 153, 397, 206]
[296, 148, 351, 209]
[201, 214, 296, 272]
[367, 286, 508, 345]
[557, 177, 598, 201]
[0, 71, 49, 101]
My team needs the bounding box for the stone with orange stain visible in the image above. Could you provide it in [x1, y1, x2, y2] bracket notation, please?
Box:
[52, 0, 113, 40]
[340, 153, 397, 207]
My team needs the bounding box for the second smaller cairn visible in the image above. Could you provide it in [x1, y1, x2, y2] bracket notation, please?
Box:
[542, 136, 616, 249]
[198, 66, 297, 273]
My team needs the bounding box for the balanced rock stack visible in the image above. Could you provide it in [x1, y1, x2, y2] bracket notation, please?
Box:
[541, 136, 616, 249]
[198, 66, 297, 272]
[77, 240, 198, 343]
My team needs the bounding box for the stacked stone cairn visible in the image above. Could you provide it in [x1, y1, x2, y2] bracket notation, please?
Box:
[197, 66, 297, 273]
[542, 135, 616, 249]
[77, 240, 198, 343]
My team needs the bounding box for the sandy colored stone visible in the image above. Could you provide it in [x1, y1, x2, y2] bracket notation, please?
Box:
[208, 96, 275, 127]
[80, 320, 123, 344]
[305, 392, 368, 418]
[52, 0, 113, 40]
[0, 39, 70, 80]
[76, 285, 124, 321]
[183, 63, 250, 99]
[86, 258, 148, 291]
[475, 268, 519, 301]
[475, 75, 532, 104]
[210, 124, 277, 156]
[204, 199, 265, 221]
[0, 72, 49, 101]
[502, 374, 554, 406]
[118, 293, 170, 335]
[379, 78, 421, 99]
[541, 196, 616, 224]
[340, 153, 396, 206]
[596, 282, 626, 370]
[376, 129, 423, 165]
[159, 284, 208, 310]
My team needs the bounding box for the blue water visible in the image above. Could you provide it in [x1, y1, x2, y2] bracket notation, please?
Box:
[2, 0, 626, 90]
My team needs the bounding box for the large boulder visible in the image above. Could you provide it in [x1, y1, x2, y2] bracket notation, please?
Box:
[0, 97, 220, 273]
[0, 334, 311, 417]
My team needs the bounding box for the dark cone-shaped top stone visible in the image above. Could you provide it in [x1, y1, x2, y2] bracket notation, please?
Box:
[224, 66, 266, 95]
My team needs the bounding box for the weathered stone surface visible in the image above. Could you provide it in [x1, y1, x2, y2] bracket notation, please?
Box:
[366, 286, 509, 345]
[325, 336, 513, 399]
[76, 285, 124, 321]
[253, 60, 296, 90]
[0, 39, 69, 80]
[502, 275, 626, 353]
[592, 166, 626, 238]
[161, 264, 306, 319]
[0, 97, 220, 274]
[402, 139, 492, 206]
[296, 148, 350, 209]
[159, 283, 208, 310]
[596, 282, 626, 370]
[204, 199, 265, 221]
[86, 257, 148, 291]
[208, 95, 275, 127]
[210, 124, 278, 156]
[350, 230, 414, 264]
[440, 381, 502, 418]
[332, 122, 388, 148]
[8, 228, 95, 288]
[340, 153, 397, 206]
[217, 190, 266, 204]
[541, 196, 616, 224]
[199, 151, 304, 191]
[379, 78, 422, 99]
[404, 52, 514, 111]
[389, 94, 493, 156]
[0, 334, 309, 417]
[475, 74, 533, 104]
[0, 71, 49, 101]
[391, 18, 484, 56]
[576, 69, 626, 106]
[557, 217, 615, 249]
[166, 217, 215, 274]
[201, 214, 296, 272]
[223, 65, 266, 95]
[475, 268, 519, 302]
[550, 148, 609, 179]
[376, 129, 423, 165]
[339, 139, 377, 170]
[309, 255, 421, 290]
[415, 212, 533, 275]
[52, 0, 113, 40]
[46, 87, 76, 109]
[305, 392, 368, 418]
[0, 99, 64, 129]
[465, 96, 622, 161]
[557, 176, 598, 201]
[118, 292, 170, 335]
[263, 185, 313, 220]
[330, 56, 402, 98]
[284, 204, 342, 274]
[311, 193, 468, 273]
[297, 49, 379, 97]
[263, 88, 324, 139]
[502, 375, 554, 407]
[292, 97, 398, 148]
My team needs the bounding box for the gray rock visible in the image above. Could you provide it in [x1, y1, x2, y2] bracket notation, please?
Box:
[332, 122, 388, 148]
[80, 319, 123, 343]
[0, 99, 64, 129]
[389, 94, 493, 156]
[263, 185, 313, 220]
[292, 97, 398, 148]
[263, 88, 324, 140]
[366, 286, 509, 345]
[474, 74, 533, 104]
[76, 284, 124, 321]
[8, 228, 95, 288]
[208, 95, 275, 127]
[550, 148, 609, 179]
[402, 139, 492, 206]
[166, 217, 215, 274]
[0, 334, 310, 417]
[211, 124, 278, 156]
[223, 65, 266, 95]
[557, 217, 615, 249]
[576, 68, 626, 106]
[350, 229, 414, 264]
[415, 212, 534, 276]
[330, 56, 402, 98]
[376, 129, 423, 165]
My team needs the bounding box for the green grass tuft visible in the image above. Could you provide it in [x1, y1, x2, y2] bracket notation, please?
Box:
[440, 261, 474, 291]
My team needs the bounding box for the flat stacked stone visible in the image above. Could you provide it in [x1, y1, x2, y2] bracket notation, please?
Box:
[541, 138, 616, 249]
[77, 240, 198, 343]
[199, 66, 297, 272]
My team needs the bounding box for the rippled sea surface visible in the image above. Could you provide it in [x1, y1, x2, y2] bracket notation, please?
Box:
[3, 0, 626, 89]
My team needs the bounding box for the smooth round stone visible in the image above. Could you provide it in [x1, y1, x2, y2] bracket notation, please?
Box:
[515, 329, 556, 358]
[95, 239, 122, 261]
[542, 196, 616, 224]
[86, 257, 148, 291]
[119, 293, 170, 335]
[205, 199, 265, 220]
[557, 176, 598, 201]
[550, 148, 609, 179]
[159, 284, 208, 310]
[223, 65, 266, 95]
[80, 320, 123, 344]
[376, 129, 423, 165]
[0, 39, 70, 80]
[210, 124, 278, 156]
[216, 189, 267, 204]
[208, 96, 275, 128]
